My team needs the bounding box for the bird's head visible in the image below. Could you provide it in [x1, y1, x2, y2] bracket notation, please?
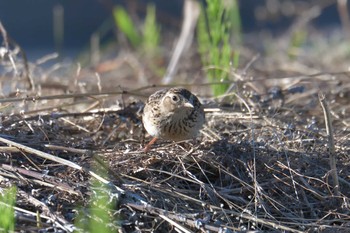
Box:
[161, 89, 194, 114]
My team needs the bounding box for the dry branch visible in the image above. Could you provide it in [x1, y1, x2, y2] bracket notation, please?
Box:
[319, 92, 340, 196]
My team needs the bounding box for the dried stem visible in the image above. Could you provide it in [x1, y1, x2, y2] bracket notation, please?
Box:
[319, 92, 340, 196]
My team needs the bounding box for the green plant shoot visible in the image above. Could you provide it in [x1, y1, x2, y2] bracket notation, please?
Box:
[142, 3, 160, 54]
[74, 164, 118, 233]
[197, 0, 242, 96]
[113, 6, 141, 47]
[0, 186, 16, 232]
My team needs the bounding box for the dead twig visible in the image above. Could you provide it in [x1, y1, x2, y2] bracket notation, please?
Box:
[163, 0, 200, 84]
[337, 0, 350, 38]
[0, 135, 125, 194]
[0, 20, 34, 90]
[319, 92, 340, 196]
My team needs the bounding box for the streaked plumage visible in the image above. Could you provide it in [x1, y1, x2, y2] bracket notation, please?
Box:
[142, 88, 205, 151]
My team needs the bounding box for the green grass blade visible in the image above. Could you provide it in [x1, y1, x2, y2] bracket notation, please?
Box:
[113, 6, 141, 47]
[0, 186, 16, 232]
[142, 3, 160, 53]
[197, 0, 242, 96]
[74, 164, 118, 233]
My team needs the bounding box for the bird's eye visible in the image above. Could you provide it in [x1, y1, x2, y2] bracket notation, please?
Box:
[172, 95, 179, 102]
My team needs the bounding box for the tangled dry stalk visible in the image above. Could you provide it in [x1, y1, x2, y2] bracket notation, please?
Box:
[1, 24, 350, 233]
[1, 75, 350, 232]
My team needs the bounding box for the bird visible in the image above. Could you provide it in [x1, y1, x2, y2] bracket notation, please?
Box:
[142, 87, 205, 152]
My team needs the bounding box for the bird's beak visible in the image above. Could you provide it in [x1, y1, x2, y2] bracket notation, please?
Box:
[183, 102, 194, 108]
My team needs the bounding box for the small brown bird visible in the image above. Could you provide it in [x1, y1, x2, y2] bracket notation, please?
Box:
[142, 87, 205, 151]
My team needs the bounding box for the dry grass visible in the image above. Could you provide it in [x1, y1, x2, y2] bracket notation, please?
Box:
[1, 22, 350, 233]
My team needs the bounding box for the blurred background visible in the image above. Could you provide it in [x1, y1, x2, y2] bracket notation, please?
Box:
[0, 0, 344, 60]
[0, 0, 349, 98]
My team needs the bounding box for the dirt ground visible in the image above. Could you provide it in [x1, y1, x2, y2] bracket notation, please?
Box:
[1, 6, 350, 233]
